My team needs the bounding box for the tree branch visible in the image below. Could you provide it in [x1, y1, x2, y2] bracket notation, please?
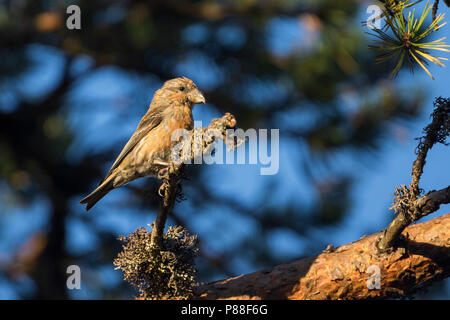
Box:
[377, 97, 450, 252]
[150, 174, 179, 249]
[150, 113, 237, 250]
[193, 213, 450, 300]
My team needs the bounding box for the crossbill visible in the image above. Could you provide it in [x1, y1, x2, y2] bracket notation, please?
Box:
[80, 77, 205, 211]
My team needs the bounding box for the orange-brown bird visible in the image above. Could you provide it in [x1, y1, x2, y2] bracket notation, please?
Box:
[80, 77, 205, 211]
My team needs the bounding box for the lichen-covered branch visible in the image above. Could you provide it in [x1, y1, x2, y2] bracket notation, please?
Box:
[193, 214, 450, 300]
[377, 97, 450, 252]
[116, 113, 237, 299]
[114, 226, 199, 300]
[410, 97, 450, 198]
[377, 186, 450, 252]
[149, 112, 237, 250]
[150, 174, 179, 249]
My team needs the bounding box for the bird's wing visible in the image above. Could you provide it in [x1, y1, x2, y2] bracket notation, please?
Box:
[101, 104, 166, 182]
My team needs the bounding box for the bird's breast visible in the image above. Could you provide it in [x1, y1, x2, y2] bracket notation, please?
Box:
[135, 105, 193, 163]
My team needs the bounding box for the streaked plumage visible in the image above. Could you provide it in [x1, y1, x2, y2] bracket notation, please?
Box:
[80, 77, 205, 211]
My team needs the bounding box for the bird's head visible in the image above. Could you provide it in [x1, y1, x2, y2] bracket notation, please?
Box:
[160, 77, 205, 106]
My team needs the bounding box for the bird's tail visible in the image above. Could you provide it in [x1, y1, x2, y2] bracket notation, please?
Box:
[80, 177, 114, 211]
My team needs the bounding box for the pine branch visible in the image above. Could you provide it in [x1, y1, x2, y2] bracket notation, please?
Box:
[377, 97, 450, 252]
[193, 214, 450, 300]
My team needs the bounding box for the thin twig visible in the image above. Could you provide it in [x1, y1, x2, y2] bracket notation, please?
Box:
[377, 97, 450, 252]
[432, 0, 439, 21]
[150, 171, 180, 249]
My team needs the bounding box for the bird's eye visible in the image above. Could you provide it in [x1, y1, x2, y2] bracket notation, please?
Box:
[179, 86, 185, 91]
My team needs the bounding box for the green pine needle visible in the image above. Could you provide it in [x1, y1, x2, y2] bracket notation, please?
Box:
[368, 1, 450, 79]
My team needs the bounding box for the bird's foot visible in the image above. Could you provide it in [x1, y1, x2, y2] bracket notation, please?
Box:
[158, 181, 168, 197]
[157, 162, 178, 196]
[157, 162, 177, 180]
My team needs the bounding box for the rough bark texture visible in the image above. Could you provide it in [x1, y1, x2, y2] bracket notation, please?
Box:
[193, 213, 450, 300]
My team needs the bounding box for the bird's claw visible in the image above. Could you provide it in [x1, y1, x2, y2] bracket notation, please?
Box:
[157, 162, 178, 197]
[157, 167, 169, 180]
[158, 162, 177, 179]
[158, 181, 168, 197]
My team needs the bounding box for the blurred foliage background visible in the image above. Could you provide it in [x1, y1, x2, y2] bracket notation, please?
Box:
[0, 0, 448, 299]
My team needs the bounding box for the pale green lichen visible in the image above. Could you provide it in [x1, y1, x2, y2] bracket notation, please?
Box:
[114, 225, 198, 300]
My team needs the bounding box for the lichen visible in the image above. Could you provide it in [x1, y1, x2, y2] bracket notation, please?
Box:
[113, 225, 199, 300]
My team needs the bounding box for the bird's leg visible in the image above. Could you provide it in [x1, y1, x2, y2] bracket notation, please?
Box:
[157, 161, 178, 197]
[151, 161, 182, 249]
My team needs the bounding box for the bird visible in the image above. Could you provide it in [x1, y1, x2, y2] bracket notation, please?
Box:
[80, 77, 205, 211]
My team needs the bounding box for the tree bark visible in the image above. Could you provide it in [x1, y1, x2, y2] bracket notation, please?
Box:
[193, 213, 450, 300]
